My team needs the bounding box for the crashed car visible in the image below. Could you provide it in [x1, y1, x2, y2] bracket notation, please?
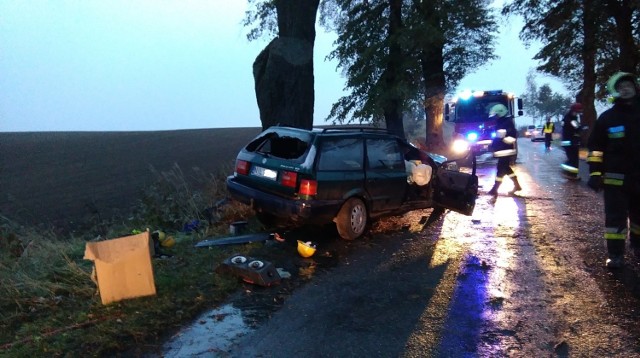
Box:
[226, 126, 478, 240]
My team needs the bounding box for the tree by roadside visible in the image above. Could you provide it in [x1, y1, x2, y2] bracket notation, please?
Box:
[502, 0, 639, 138]
[246, 0, 498, 146]
[323, 0, 497, 146]
[522, 72, 573, 125]
[245, 0, 320, 130]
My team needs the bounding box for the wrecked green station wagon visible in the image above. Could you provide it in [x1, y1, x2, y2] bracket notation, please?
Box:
[227, 126, 478, 240]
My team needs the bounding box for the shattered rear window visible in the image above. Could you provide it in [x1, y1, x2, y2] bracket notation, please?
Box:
[245, 129, 311, 160]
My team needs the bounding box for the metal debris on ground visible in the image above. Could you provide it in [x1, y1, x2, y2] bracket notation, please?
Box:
[215, 254, 281, 287]
[194, 233, 272, 248]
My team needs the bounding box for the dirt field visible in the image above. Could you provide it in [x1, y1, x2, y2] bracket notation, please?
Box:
[0, 128, 261, 230]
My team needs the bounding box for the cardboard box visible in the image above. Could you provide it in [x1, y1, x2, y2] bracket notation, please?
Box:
[84, 232, 156, 305]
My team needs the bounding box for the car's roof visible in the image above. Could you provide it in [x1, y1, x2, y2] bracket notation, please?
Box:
[268, 125, 397, 138]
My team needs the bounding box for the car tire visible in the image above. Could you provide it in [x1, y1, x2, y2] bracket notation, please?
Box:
[335, 197, 367, 240]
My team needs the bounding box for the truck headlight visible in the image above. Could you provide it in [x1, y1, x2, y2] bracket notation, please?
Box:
[452, 139, 470, 154]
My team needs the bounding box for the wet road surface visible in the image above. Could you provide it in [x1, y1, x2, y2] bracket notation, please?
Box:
[160, 140, 640, 357]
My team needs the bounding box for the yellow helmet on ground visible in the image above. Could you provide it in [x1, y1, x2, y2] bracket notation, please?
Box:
[297, 240, 317, 258]
[160, 235, 176, 248]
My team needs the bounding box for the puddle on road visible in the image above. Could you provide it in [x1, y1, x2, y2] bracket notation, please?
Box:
[161, 303, 254, 357]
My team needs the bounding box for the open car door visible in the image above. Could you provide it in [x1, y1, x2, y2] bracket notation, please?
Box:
[432, 153, 478, 216]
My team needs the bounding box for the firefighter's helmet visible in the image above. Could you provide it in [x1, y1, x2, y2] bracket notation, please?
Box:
[489, 104, 508, 118]
[607, 72, 638, 98]
[297, 240, 316, 258]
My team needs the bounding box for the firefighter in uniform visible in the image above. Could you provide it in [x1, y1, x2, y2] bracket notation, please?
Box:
[587, 72, 640, 269]
[487, 104, 522, 197]
[543, 117, 555, 151]
[561, 103, 586, 180]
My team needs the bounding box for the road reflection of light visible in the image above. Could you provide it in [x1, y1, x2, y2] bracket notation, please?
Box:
[408, 169, 526, 355]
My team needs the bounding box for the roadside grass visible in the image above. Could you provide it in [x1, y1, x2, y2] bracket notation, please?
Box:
[0, 164, 263, 357]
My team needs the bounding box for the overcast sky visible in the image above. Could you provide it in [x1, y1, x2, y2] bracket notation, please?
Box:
[0, 0, 566, 132]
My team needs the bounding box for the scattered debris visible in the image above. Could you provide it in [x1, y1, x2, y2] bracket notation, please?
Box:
[276, 268, 291, 279]
[195, 233, 272, 248]
[215, 254, 281, 287]
[83, 231, 157, 304]
[229, 221, 248, 235]
[182, 219, 201, 233]
[273, 232, 286, 243]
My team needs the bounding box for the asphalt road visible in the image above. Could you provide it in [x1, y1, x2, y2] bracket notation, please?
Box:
[163, 140, 640, 357]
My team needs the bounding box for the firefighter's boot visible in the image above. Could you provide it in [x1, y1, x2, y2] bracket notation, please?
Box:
[509, 176, 523, 195]
[487, 182, 500, 197]
[605, 239, 625, 269]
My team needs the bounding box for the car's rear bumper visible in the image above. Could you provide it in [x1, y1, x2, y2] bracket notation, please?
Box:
[226, 176, 341, 225]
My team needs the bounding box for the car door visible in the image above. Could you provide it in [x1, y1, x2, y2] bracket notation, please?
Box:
[432, 154, 478, 216]
[314, 136, 366, 201]
[365, 137, 406, 213]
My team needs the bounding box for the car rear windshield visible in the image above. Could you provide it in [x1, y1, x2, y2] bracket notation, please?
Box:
[245, 128, 312, 160]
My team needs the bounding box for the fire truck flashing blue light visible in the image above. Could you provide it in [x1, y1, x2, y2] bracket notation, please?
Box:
[458, 89, 473, 100]
[466, 132, 479, 141]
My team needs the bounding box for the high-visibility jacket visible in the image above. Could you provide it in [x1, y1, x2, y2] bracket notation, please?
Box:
[543, 122, 554, 134]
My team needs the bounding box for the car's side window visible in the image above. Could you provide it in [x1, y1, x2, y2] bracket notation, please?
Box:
[317, 138, 364, 171]
[366, 138, 404, 170]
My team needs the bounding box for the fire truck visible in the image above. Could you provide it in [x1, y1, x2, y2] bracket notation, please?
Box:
[443, 89, 523, 159]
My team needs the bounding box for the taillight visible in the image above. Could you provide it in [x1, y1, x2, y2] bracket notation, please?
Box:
[281, 171, 298, 188]
[299, 179, 318, 198]
[236, 160, 249, 175]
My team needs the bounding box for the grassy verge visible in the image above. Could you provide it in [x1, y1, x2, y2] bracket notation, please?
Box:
[0, 165, 263, 357]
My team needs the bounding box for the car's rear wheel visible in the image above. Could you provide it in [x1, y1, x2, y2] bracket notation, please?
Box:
[335, 198, 367, 240]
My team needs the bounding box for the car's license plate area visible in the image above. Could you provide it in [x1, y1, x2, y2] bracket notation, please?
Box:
[251, 165, 278, 181]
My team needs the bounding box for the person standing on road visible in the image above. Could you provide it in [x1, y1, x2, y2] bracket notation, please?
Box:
[561, 103, 587, 180]
[587, 72, 640, 269]
[487, 104, 522, 197]
[543, 117, 555, 151]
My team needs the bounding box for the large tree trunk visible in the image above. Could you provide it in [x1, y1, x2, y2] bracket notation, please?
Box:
[580, 0, 599, 142]
[416, 1, 446, 152]
[604, 0, 639, 72]
[381, 0, 406, 139]
[253, 0, 320, 131]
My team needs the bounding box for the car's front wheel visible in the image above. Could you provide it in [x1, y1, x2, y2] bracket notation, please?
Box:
[335, 198, 367, 240]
